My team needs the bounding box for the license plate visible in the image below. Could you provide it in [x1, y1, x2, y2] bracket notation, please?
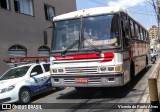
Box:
[75, 78, 88, 84]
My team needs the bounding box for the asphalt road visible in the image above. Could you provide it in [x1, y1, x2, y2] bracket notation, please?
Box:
[9, 63, 156, 112]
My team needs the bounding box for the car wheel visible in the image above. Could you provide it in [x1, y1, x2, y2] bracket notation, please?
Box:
[19, 88, 31, 104]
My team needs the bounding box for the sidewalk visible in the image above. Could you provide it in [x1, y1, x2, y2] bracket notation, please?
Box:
[136, 59, 160, 112]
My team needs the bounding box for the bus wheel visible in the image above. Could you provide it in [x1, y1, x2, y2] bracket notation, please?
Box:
[144, 57, 148, 71]
[127, 62, 135, 87]
[130, 62, 135, 81]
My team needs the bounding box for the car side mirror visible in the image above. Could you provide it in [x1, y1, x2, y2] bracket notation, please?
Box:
[31, 72, 37, 76]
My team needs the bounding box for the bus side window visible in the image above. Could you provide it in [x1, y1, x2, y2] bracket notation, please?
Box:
[142, 29, 145, 41]
[129, 20, 135, 39]
[121, 21, 129, 48]
[135, 24, 139, 39]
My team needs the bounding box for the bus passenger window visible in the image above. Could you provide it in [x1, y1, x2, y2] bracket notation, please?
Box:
[129, 20, 135, 39]
[121, 21, 129, 48]
[141, 29, 145, 40]
[135, 24, 139, 39]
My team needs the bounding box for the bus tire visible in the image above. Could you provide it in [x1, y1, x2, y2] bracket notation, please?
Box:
[127, 61, 135, 87]
[130, 61, 135, 81]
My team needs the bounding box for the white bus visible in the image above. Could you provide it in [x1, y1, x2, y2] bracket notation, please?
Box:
[49, 7, 150, 90]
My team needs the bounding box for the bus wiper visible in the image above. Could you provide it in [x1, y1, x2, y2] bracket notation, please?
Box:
[61, 40, 79, 57]
[84, 38, 101, 54]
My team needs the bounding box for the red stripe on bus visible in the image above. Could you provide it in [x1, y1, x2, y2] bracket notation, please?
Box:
[54, 52, 114, 61]
[101, 52, 114, 62]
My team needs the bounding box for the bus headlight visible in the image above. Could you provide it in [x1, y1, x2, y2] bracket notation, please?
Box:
[108, 67, 114, 71]
[51, 68, 65, 74]
[99, 66, 121, 72]
[58, 69, 64, 73]
[115, 66, 122, 72]
[53, 69, 58, 73]
[99, 67, 107, 71]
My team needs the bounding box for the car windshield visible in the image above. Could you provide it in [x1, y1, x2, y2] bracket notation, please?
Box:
[0, 66, 31, 81]
[51, 14, 119, 52]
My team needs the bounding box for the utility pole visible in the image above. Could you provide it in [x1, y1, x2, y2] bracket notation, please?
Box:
[157, 0, 160, 43]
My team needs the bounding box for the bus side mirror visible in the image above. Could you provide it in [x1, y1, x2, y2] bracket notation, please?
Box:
[43, 31, 48, 45]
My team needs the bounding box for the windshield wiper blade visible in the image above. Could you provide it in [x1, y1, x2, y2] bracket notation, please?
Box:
[61, 40, 79, 57]
[84, 38, 101, 54]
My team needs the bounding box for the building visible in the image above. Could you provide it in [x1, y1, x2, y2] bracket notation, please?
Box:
[0, 0, 76, 74]
[149, 25, 158, 39]
[149, 25, 159, 49]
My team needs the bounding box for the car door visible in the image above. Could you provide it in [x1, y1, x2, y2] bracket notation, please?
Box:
[41, 64, 52, 87]
[30, 65, 47, 94]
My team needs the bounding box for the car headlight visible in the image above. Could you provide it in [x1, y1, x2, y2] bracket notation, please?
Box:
[0, 85, 15, 94]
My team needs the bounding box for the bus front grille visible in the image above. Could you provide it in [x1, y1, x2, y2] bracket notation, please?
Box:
[65, 66, 98, 74]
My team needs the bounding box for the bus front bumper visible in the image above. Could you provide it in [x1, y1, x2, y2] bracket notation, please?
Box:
[51, 73, 125, 87]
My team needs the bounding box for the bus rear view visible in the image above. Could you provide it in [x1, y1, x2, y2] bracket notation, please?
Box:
[50, 7, 149, 89]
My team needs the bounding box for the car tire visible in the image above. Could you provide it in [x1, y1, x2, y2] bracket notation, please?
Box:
[19, 88, 31, 104]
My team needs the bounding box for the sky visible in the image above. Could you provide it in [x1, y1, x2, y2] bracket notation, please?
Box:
[76, 0, 158, 30]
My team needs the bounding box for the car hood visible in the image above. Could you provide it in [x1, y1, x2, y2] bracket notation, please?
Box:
[0, 78, 24, 89]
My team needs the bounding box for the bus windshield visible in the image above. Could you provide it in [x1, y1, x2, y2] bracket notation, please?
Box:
[52, 14, 119, 52]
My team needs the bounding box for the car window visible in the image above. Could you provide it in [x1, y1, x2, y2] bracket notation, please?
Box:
[31, 65, 43, 75]
[43, 64, 50, 72]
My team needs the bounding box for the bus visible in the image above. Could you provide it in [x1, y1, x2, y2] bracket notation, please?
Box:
[49, 7, 150, 89]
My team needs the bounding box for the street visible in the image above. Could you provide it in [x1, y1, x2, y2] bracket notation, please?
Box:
[8, 63, 159, 112]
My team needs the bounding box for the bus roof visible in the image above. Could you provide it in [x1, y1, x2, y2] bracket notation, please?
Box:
[53, 6, 149, 32]
[53, 7, 125, 21]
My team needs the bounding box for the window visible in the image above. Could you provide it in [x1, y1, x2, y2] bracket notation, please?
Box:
[31, 65, 43, 75]
[38, 45, 50, 56]
[43, 64, 50, 72]
[140, 28, 143, 40]
[14, 0, 34, 16]
[44, 4, 55, 21]
[129, 20, 135, 39]
[8, 45, 27, 57]
[135, 24, 140, 39]
[0, 0, 10, 10]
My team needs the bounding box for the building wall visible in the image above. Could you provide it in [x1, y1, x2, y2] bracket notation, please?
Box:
[0, 0, 76, 74]
[149, 25, 158, 48]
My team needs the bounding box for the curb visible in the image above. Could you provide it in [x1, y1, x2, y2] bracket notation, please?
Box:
[136, 59, 160, 112]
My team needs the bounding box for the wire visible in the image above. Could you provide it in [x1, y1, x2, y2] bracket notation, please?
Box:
[88, 0, 107, 6]
[128, 10, 157, 16]
[88, 0, 157, 25]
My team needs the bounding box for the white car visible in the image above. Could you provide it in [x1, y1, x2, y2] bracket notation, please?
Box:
[0, 63, 52, 104]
